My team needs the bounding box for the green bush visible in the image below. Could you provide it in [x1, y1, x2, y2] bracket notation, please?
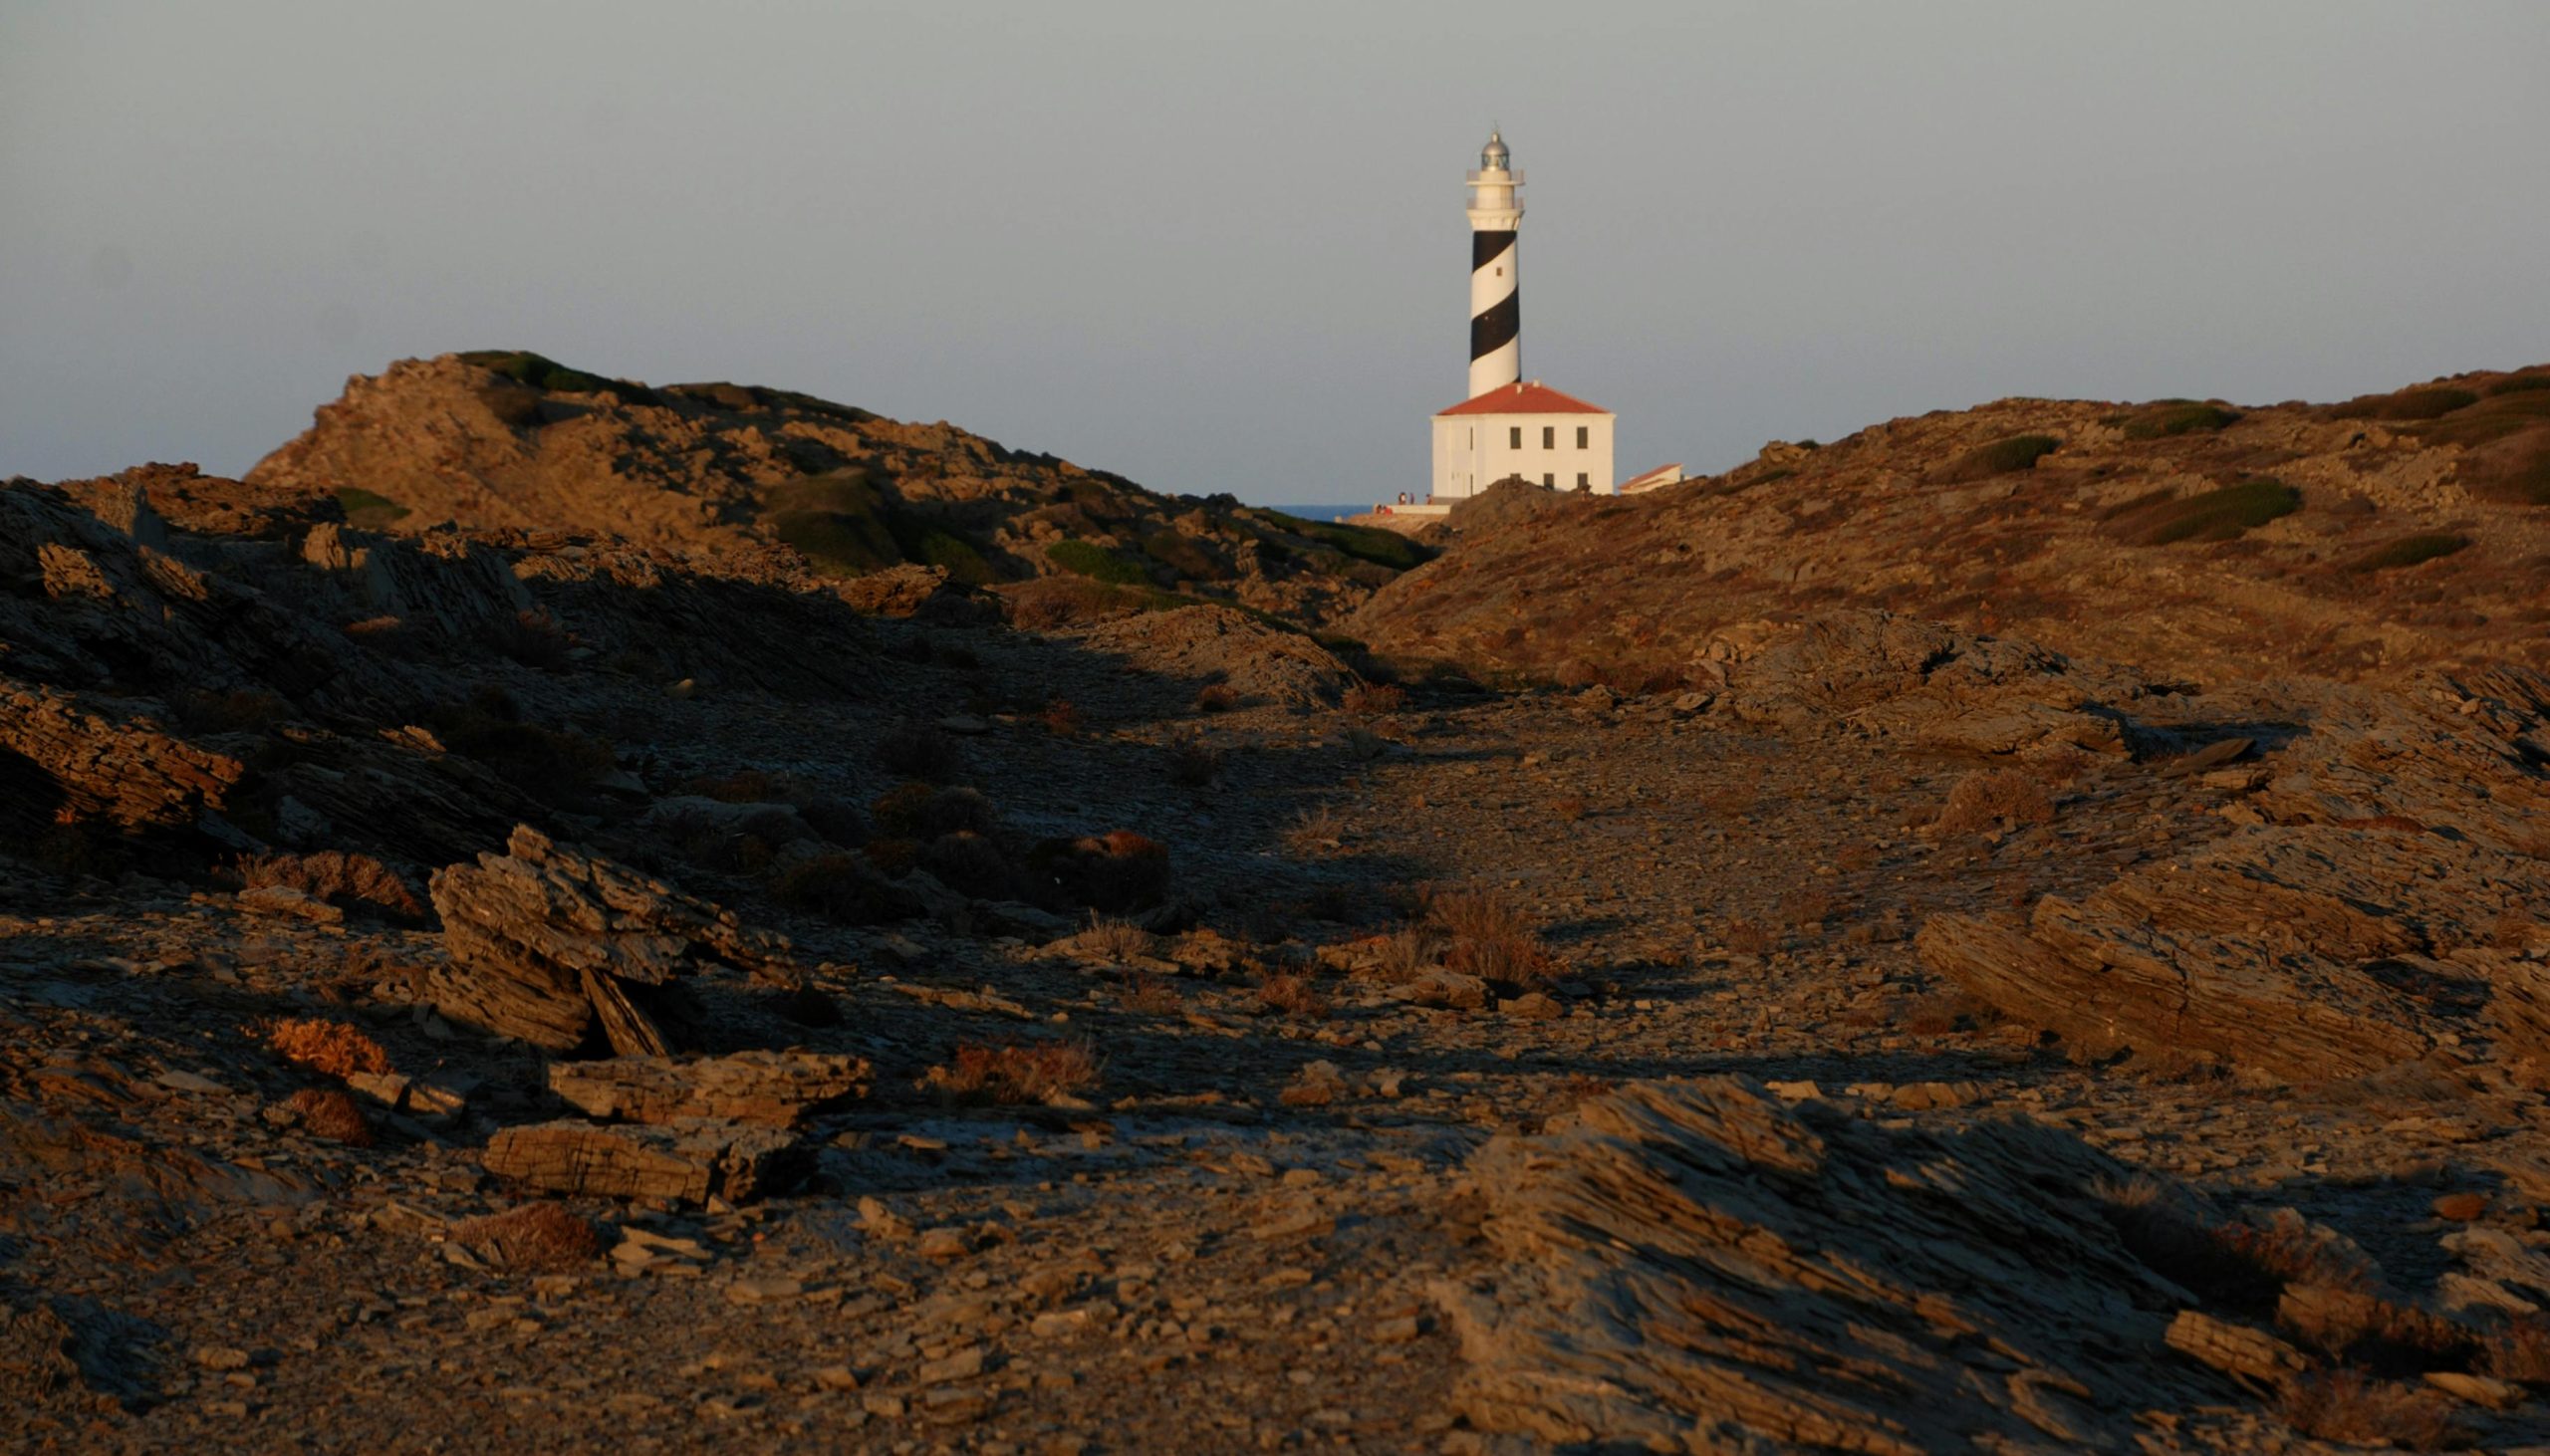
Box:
[1264, 512, 1428, 572]
[2329, 385, 2479, 421]
[1046, 540, 1151, 586]
[773, 509, 900, 576]
[2114, 400, 2242, 439]
[908, 528, 995, 586]
[2106, 478, 2300, 546]
[2486, 371, 2550, 396]
[334, 487, 410, 528]
[458, 350, 653, 402]
[2346, 533, 2470, 573]
[1141, 530, 1223, 581]
[1935, 433, 2059, 483]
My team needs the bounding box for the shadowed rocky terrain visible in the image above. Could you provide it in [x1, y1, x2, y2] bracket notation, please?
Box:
[6, 361, 2550, 1452]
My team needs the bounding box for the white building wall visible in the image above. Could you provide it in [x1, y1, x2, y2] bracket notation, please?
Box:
[1429, 412, 1617, 500]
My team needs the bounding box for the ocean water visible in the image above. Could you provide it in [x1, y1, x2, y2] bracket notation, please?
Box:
[1257, 502, 1381, 522]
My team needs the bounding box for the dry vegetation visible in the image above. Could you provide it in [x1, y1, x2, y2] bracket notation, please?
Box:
[921, 1040, 1102, 1105]
[282, 1088, 374, 1146]
[1936, 766, 2058, 835]
[1427, 884, 1564, 986]
[259, 1018, 392, 1080]
[448, 1201, 602, 1274]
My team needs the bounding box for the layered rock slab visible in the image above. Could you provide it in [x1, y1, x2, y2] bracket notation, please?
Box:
[423, 825, 793, 1056]
[1920, 663, 2550, 1083]
[1433, 1079, 2211, 1452]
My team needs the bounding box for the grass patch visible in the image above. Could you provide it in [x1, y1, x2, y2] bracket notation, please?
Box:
[1933, 433, 2059, 484]
[333, 487, 410, 528]
[2346, 533, 2469, 574]
[2112, 399, 2241, 439]
[1045, 539, 1151, 586]
[1263, 511, 1429, 572]
[2104, 478, 2299, 546]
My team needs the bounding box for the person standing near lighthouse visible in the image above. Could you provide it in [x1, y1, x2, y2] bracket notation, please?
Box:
[1467, 128, 1524, 398]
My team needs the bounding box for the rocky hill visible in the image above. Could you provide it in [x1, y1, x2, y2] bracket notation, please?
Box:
[8, 361, 2550, 1449]
[244, 351, 1424, 627]
[1353, 365, 2550, 688]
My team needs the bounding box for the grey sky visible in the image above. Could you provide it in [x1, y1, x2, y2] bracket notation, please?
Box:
[5, 1, 2545, 505]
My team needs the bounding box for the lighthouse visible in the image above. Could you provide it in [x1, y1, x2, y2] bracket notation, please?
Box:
[1426, 128, 1624, 502]
[1466, 128, 1524, 398]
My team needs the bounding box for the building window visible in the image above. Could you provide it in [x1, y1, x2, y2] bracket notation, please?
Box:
[1577, 472, 1589, 488]
[1576, 426, 1589, 449]
[1509, 426, 1521, 448]
[1542, 472, 1553, 487]
[1542, 425, 1555, 449]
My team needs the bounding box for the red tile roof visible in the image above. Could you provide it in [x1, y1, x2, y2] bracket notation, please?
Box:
[1434, 380, 1611, 416]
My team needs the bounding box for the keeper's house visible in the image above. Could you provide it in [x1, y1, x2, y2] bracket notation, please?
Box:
[1429, 379, 1617, 499]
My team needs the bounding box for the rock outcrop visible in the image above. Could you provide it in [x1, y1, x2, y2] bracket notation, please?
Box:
[423, 826, 794, 1056]
[1920, 662, 2550, 1083]
[1435, 1079, 2214, 1451]
[1352, 365, 2550, 687]
[244, 352, 1427, 627]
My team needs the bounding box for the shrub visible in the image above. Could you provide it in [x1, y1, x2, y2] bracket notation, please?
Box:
[1000, 576, 1160, 630]
[1165, 735, 1222, 787]
[1032, 830, 1171, 911]
[333, 487, 410, 528]
[2103, 478, 2299, 546]
[1282, 804, 1346, 856]
[260, 1018, 392, 1080]
[869, 784, 995, 840]
[906, 528, 996, 587]
[1255, 973, 1330, 1019]
[283, 1088, 374, 1146]
[1933, 433, 2059, 483]
[919, 831, 1021, 899]
[2331, 385, 2479, 421]
[170, 688, 288, 734]
[448, 1201, 602, 1273]
[1428, 885, 1564, 986]
[1081, 915, 1156, 962]
[1721, 918, 1778, 956]
[1140, 530, 1222, 580]
[1040, 698, 1080, 735]
[1193, 682, 1240, 713]
[2346, 533, 2470, 574]
[1263, 512, 1428, 572]
[770, 850, 917, 924]
[2277, 1368, 2455, 1450]
[2114, 400, 2241, 439]
[922, 1040, 1101, 1104]
[237, 851, 427, 920]
[2465, 436, 2550, 506]
[2487, 371, 2550, 396]
[1937, 767, 2058, 835]
[2481, 1319, 2550, 1381]
[874, 722, 960, 781]
[432, 694, 617, 795]
[1045, 540, 1151, 586]
[683, 769, 788, 804]
[1343, 682, 1407, 715]
[457, 350, 643, 399]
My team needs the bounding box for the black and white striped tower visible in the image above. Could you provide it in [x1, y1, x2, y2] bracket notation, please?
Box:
[1465, 127, 1524, 398]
